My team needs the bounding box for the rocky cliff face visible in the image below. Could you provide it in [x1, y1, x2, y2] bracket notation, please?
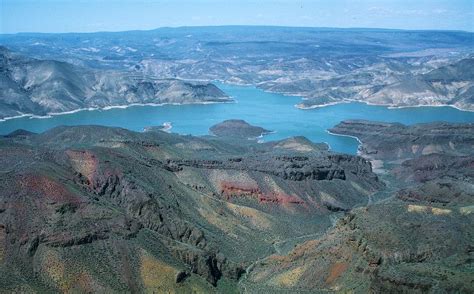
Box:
[330, 120, 474, 161]
[0, 47, 231, 119]
[0, 121, 472, 292]
[246, 121, 474, 293]
[0, 125, 382, 292]
[248, 181, 474, 293]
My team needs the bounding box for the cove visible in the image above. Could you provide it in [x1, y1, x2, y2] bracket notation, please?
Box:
[1, 83, 474, 155]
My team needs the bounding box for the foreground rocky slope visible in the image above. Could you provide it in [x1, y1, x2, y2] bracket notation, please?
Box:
[246, 121, 474, 293]
[0, 124, 382, 292]
[248, 181, 473, 293]
[0, 47, 231, 120]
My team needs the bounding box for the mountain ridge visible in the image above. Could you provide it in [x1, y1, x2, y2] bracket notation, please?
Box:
[0, 47, 231, 120]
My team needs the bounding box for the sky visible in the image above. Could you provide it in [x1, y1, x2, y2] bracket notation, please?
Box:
[1, 0, 473, 34]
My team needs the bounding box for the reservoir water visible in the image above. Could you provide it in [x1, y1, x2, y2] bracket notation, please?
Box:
[1, 83, 473, 154]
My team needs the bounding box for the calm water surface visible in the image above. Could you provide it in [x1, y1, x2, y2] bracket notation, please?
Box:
[1, 83, 473, 154]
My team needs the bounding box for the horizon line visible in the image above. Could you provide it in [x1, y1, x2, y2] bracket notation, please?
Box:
[1, 24, 472, 36]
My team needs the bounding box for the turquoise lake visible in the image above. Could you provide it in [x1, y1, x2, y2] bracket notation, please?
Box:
[1, 83, 474, 154]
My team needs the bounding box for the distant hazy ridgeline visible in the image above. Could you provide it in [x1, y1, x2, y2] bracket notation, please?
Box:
[1, 26, 473, 113]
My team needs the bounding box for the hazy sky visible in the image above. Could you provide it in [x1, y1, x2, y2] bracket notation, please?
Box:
[1, 0, 473, 34]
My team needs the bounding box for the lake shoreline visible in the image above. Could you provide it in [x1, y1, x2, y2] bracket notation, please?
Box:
[296, 99, 474, 113]
[218, 80, 474, 113]
[325, 130, 363, 154]
[0, 100, 236, 122]
[1, 84, 473, 155]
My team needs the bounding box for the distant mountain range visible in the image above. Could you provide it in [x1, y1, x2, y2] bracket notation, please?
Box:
[296, 57, 474, 110]
[0, 46, 230, 119]
[1, 26, 473, 113]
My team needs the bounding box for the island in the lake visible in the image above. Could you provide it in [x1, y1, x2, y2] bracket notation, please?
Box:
[209, 119, 272, 139]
